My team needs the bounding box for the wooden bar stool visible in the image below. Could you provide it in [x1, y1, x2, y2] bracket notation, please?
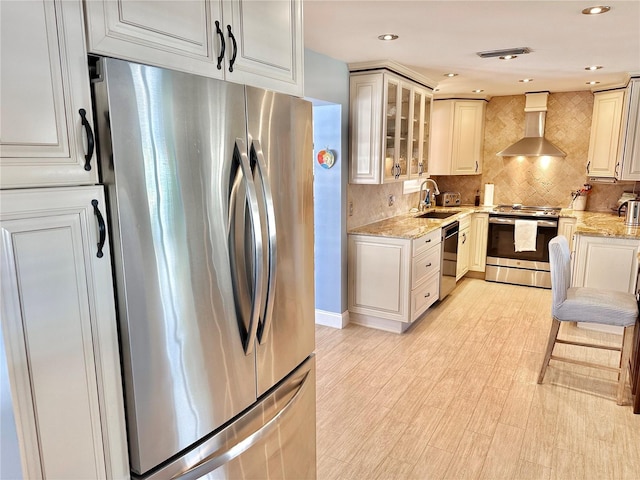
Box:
[537, 236, 638, 405]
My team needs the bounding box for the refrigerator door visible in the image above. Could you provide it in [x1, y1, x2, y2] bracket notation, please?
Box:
[245, 87, 315, 395]
[96, 58, 259, 475]
[135, 356, 316, 480]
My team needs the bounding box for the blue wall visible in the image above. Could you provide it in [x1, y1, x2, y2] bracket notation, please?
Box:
[304, 50, 350, 314]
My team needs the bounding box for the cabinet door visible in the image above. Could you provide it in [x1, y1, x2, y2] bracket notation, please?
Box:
[0, 187, 128, 479]
[621, 79, 640, 180]
[469, 213, 488, 272]
[456, 227, 471, 280]
[84, 0, 221, 78]
[422, 91, 432, 176]
[0, 0, 97, 188]
[349, 73, 384, 183]
[223, 0, 303, 96]
[383, 77, 401, 182]
[587, 90, 625, 178]
[348, 235, 409, 321]
[572, 235, 639, 293]
[451, 101, 485, 174]
[558, 217, 577, 251]
[409, 87, 429, 179]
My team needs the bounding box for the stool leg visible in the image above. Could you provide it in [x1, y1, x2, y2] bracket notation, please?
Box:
[617, 325, 635, 405]
[538, 318, 561, 384]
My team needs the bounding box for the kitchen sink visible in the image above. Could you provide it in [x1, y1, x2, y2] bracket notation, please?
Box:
[416, 210, 460, 219]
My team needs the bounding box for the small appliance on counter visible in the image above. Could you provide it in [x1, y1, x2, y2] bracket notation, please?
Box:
[436, 191, 461, 207]
[619, 199, 640, 226]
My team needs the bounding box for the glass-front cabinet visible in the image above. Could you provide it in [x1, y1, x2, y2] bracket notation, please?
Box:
[349, 68, 433, 184]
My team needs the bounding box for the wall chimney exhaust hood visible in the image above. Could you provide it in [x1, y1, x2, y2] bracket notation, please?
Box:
[497, 92, 566, 157]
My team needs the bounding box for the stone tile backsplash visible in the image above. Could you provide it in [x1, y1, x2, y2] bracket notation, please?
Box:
[348, 90, 638, 229]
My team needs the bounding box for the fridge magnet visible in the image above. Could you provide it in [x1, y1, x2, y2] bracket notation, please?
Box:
[317, 148, 335, 169]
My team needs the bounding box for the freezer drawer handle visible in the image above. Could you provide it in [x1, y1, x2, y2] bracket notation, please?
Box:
[91, 199, 105, 258]
[214, 21, 225, 70]
[172, 370, 311, 480]
[227, 25, 237, 72]
[251, 141, 277, 344]
[79, 108, 94, 171]
[229, 139, 264, 355]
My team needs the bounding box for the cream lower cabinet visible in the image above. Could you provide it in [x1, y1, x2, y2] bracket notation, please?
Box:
[0, 187, 128, 479]
[572, 234, 640, 293]
[456, 215, 471, 280]
[429, 99, 486, 175]
[0, 0, 97, 188]
[558, 217, 577, 251]
[348, 229, 441, 333]
[83, 0, 303, 96]
[468, 213, 489, 272]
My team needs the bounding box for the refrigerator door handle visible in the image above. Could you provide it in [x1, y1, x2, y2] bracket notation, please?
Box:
[251, 140, 277, 344]
[170, 369, 312, 480]
[229, 139, 264, 355]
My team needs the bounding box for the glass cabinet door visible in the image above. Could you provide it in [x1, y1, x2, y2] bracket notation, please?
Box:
[383, 78, 399, 182]
[410, 88, 424, 178]
[397, 83, 411, 180]
[422, 94, 431, 175]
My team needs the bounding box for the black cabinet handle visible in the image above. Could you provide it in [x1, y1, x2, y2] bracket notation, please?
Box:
[426, 262, 432, 267]
[227, 25, 237, 72]
[475, 161, 479, 173]
[91, 199, 105, 258]
[79, 109, 94, 171]
[586, 161, 591, 174]
[425, 238, 431, 243]
[215, 21, 226, 70]
[424, 292, 431, 298]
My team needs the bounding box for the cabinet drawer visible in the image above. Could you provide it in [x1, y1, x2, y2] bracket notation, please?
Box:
[458, 214, 471, 231]
[411, 275, 439, 321]
[412, 247, 440, 287]
[413, 229, 441, 256]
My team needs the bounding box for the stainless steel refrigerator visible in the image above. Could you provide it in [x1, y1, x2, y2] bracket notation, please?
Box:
[93, 58, 316, 479]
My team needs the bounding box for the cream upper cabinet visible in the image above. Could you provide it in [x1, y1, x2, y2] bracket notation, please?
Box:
[349, 70, 433, 184]
[0, 0, 97, 188]
[587, 89, 625, 178]
[468, 212, 488, 272]
[429, 99, 486, 175]
[0, 186, 128, 479]
[620, 78, 640, 180]
[83, 0, 303, 96]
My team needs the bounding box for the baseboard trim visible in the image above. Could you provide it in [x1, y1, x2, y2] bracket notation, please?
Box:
[349, 312, 410, 334]
[315, 309, 350, 329]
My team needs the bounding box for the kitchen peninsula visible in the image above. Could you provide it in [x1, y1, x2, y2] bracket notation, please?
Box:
[348, 206, 640, 334]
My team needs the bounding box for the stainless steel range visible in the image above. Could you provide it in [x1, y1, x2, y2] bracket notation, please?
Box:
[485, 204, 561, 288]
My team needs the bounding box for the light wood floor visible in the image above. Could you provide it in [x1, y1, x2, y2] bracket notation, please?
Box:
[315, 278, 640, 480]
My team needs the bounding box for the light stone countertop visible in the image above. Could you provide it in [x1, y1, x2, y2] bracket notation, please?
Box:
[559, 209, 640, 239]
[347, 207, 478, 239]
[348, 206, 640, 240]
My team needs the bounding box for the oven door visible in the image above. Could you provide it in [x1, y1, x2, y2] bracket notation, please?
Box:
[486, 216, 558, 265]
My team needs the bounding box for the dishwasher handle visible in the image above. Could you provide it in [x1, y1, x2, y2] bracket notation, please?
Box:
[442, 221, 459, 241]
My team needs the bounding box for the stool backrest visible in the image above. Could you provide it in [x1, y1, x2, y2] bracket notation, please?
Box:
[549, 235, 571, 317]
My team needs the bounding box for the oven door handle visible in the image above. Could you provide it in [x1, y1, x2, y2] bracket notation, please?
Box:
[488, 217, 557, 228]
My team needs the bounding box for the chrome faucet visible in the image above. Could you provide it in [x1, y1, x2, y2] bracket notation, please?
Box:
[418, 179, 441, 211]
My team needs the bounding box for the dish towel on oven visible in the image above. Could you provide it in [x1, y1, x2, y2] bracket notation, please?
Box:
[514, 219, 538, 252]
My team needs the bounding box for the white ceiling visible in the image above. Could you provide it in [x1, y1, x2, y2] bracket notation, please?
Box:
[303, 0, 640, 98]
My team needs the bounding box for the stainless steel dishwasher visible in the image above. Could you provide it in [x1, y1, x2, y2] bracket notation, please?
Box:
[440, 221, 459, 299]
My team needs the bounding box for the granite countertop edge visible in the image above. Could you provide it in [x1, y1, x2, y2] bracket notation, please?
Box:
[349, 207, 640, 240]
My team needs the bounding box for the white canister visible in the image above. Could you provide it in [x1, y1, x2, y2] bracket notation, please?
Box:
[572, 195, 587, 211]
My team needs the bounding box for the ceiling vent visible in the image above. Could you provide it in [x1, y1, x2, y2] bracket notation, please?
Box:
[496, 92, 567, 157]
[476, 47, 532, 58]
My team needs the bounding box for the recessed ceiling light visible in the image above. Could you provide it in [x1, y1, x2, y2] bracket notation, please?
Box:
[585, 65, 603, 70]
[582, 5, 611, 14]
[378, 33, 398, 41]
[519, 78, 534, 83]
[472, 89, 484, 93]
[500, 55, 518, 60]
[444, 73, 458, 77]
[586, 81, 601, 85]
